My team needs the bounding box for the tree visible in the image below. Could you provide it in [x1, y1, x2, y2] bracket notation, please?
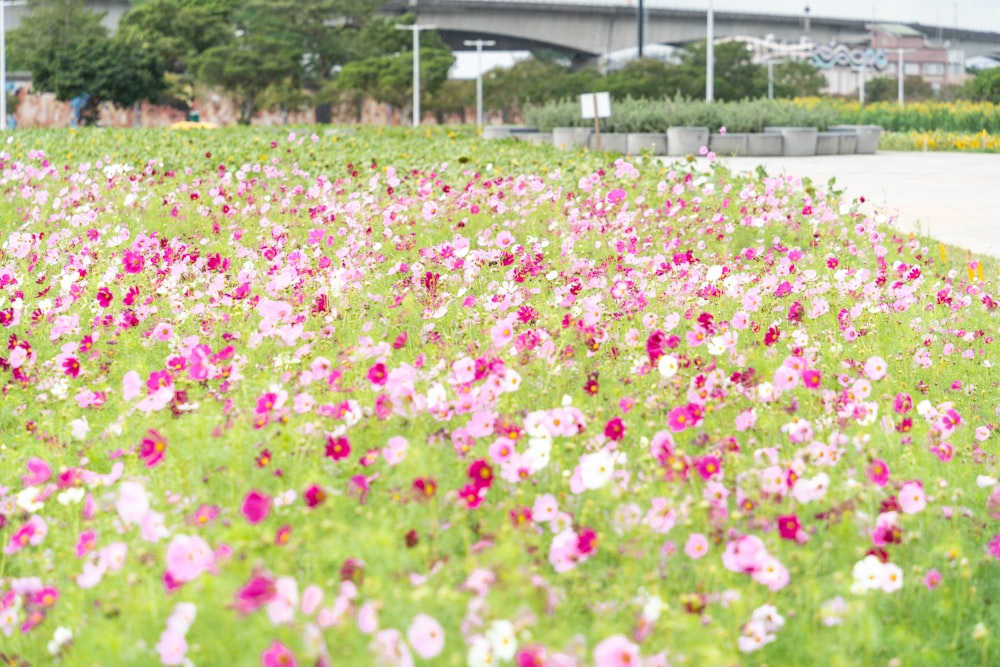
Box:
[864, 75, 934, 103]
[118, 0, 234, 76]
[239, 0, 384, 88]
[678, 41, 768, 101]
[335, 15, 454, 122]
[195, 34, 301, 124]
[964, 67, 1000, 104]
[29, 34, 165, 119]
[771, 61, 826, 98]
[7, 0, 107, 72]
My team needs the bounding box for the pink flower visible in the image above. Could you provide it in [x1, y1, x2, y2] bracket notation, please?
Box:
[139, 429, 168, 467]
[801, 368, 822, 389]
[898, 481, 927, 514]
[684, 533, 709, 559]
[666, 406, 692, 432]
[122, 370, 143, 401]
[866, 459, 891, 486]
[156, 628, 189, 666]
[923, 569, 942, 589]
[165, 534, 214, 583]
[261, 640, 297, 667]
[864, 355, 888, 380]
[594, 634, 641, 667]
[241, 490, 271, 524]
[988, 535, 1000, 560]
[4, 515, 47, 555]
[21, 457, 51, 486]
[76, 529, 97, 558]
[235, 571, 277, 615]
[123, 249, 145, 274]
[407, 613, 445, 659]
[490, 316, 516, 348]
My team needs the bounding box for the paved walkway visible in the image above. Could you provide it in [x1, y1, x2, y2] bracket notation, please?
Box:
[703, 152, 1000, 258]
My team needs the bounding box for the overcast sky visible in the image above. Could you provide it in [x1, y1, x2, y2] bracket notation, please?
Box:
[674, 1, 999, 33]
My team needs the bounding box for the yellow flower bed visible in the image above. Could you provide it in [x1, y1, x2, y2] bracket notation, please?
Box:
[881, 129, 1000, 153]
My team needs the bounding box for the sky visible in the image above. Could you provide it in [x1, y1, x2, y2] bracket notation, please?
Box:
[450, 0, 1000, 78]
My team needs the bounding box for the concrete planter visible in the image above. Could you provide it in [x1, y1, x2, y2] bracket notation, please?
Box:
[829, 125, 882, 154]
[765, 126, 819, 156]
[589, 132, 628, 153]
[816, 133, 840, 155]
[482, 126, 512, 140]
[552, 127, 591, 150]
[746, 133, 783, 157]
[666, 126, 709, 156]
[709, 133, 749, 156]
[524, 132, 552, 146]
[626, 132, 668, 155]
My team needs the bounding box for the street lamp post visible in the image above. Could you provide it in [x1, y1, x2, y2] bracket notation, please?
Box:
[463, 38, 495, 133]
[706, 0, 714, 102]
[1, 1, 28, 131]
[395, 23, 437, 127]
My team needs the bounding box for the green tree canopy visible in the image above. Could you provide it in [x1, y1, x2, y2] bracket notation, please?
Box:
[7, 0, 107, 72]
[964, 67, 1000, 104]
[770, 61, 827, 98]
[335, 15, 454, 119]
[679, 41, 768, 101]
[30, 34, 165, 108]
[118, 0, 234, 76]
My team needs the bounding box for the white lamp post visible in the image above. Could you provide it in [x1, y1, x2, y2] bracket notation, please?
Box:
[395, 23, 437, 127]
[1, 1, 28, 131]
[706, 0, 714, 102]
[463, 38, 495, 133]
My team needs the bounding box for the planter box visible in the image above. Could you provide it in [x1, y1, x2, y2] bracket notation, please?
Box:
[524, 132, 552, 146]
[482, 126, 511, 140]
[666, 126, 709, 156]
[746, 133, 783, 157]
[589, 132, 628, 153]
[626, 132, 668, 155]
[552, 127, 591, 150]
[709, 133, 749, 156]
[816, 132, 839, 156]
[765, 126, 818, 156]
[829, 125, 882, 154]
[836, 133, 857, 155]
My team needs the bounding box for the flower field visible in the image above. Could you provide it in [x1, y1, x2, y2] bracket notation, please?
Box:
[1, 127, 999, 666]
[880, 130, 1000, 153]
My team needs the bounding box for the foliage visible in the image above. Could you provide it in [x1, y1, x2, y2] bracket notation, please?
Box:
[195, 34, 301, 124]
[963, 67, 1000, 104]
[6, 0, 108, 72]
[863, 76, 936, 103]
[679, 41, 768, 101]
[795, 98, 1000, 133]
[118, 0, 234, 78]
[881, 129, 1000, 153]
[29, 34, 165, 111]
[335, 15, 454, 116]
[769, 61, 826, 98]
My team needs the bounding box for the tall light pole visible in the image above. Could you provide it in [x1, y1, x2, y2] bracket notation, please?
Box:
[1, 1, 28, 131]
[637, 0, 644, 58]
[463, 39, 495, 133]
[396, 23, 436, 127]
[706, 0, 714, 102]
[897, 47, 904, 107]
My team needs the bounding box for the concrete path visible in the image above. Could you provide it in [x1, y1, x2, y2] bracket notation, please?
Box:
[703, 152, 1000, 258]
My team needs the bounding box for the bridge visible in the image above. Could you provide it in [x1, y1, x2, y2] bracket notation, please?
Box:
[380, 0, 1000, 64]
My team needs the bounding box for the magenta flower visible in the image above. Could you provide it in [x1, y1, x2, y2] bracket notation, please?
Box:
[866, 459, 891, 486]
[304, 484, 327, 509]
[988, 535, 1000, 561]
[139, 429, 168, 467]
[241, 490, 271, 524]
[666, 406, 693, 433]
[21, 457, 52, 486]
[235, 571, 277, 615]
[261, 640, 297, 667]
[604, 417, 626, 442]
[122, 248, 145, 274]
[776, 515, 802, 542]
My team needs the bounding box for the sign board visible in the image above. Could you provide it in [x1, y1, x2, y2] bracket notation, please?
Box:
[580, 92, 611, 119]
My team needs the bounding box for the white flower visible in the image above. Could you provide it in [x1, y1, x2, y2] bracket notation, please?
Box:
[707, 335, 727, 356]
[705, 265, 723, 282]
[467, 636, 495, 667]
[56, 488, 85, 506]
[657, 354, 678, 379]
[881, 562, 904, 593]
[851, 555, 885, 594]
[579, 449, 615, 490]
[977, 476, 998, 488]
[47, 625, 73, 655]
[16, 487, 44, 512]
[70, 416, 90, 441]
[485, 620, 517, 661]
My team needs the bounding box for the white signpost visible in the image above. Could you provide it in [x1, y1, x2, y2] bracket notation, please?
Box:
[579, 91, 611, 150]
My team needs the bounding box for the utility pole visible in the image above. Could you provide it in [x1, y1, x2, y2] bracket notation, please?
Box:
[637, 0, 644, 58]
[463, 39, 495, 133]
[395, 23, 437, 127]
[706, 0, 714, 102]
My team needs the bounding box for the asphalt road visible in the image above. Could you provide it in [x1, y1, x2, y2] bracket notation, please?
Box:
[707, 151, 1000, 257]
